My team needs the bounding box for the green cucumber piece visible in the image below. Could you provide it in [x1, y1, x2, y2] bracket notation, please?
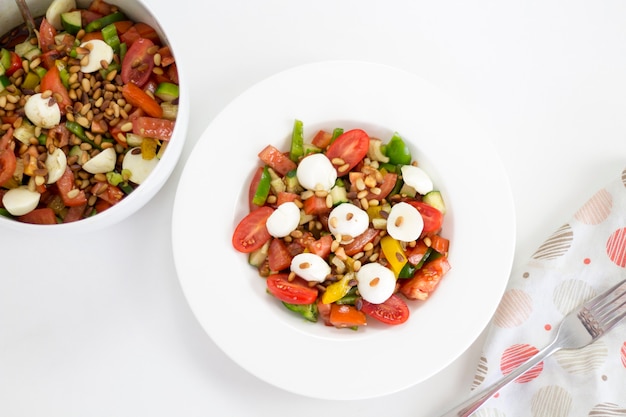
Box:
[423, 190, 446, 214]
[252, 166, 271, 206]
[154, 82, 179, 102]
[248, 240, 270, 267]
[329, 184, 348, 206]
[61, 11, 82, 35]
[289, 119, 304, 162]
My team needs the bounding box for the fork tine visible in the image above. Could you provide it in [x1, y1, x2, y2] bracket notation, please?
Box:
[597, 297, 626, 331]
[585, 279, 626, 310]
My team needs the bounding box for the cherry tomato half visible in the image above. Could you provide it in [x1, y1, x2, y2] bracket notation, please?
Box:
[361, 294, 410, 325]
[325, 129, 370, 174]
[266, 273, 318, 305]
[232, 206, 273, 253]
[121, 37, 155, 88]
[406, 200, 443, 235]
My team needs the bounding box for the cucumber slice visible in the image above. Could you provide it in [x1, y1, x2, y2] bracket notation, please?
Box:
[248, 240, 270, 267]
[154, 82, 179, 102]
[46, 0, 77, 30]
[329, 185, 348, 206]
[423, 190, 446, 214]
[61, 10, 82, 35]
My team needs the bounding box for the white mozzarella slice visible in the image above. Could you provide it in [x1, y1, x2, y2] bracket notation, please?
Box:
[122, 147, 158, 184]
[24, 93, 61, 128]
[328, 203, 369, 241]
[266, 201, 300, 238]
[296, 153, 337, 191]
[356, 262, 396, 304]
[2, 186, 41, 216]
[401, 165, 434, 195]
[386, 201, 424, 242]
[45, 148, 67, 184]
[82, 147, 116, 174]
[80, 39, 114, 73]
[290, 253, 331, 283]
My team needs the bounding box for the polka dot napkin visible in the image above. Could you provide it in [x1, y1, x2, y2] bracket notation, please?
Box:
[471, 168, 626, 417]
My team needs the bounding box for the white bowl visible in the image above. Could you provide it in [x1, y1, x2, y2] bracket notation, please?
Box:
[0, 0, 188, 233]
[172, 61, 516, 400]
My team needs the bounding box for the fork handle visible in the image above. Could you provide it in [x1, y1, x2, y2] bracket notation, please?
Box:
[438, 342, 559, 417]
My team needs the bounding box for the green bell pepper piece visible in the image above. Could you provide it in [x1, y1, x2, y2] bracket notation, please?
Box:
[252, 166, 272, 206]
[282, 302, 318, 322]
[84, 11, 126, 33]
[384, 132, 412, 165]
[289, 119, 304, 162]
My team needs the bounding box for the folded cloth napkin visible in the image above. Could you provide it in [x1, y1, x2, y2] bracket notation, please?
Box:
[471, 168, 626, 417]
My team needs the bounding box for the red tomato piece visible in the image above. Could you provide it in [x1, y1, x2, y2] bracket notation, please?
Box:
[133, 22, 160, 44]
[303, 195, 330, 216]
[132, 117, 174, 141]
[18, 208, 57, 224]
[361, 294, 410, 325]
[120, 26, 140, 46]
[268, 238, 292, 272]
[430, 235, 450, 255]
[307, 234, 333, 258]
[121, 38, 156, 88]
[92, 182, 124, 205]
[113, 20, 134, 34]
[329, 304, 367, 328]
[57, 167, 87, 207]
[232, 206, 274, 253]
[38, 18, 57, 52]
[316, 299, 332, 326]
[405, 240, 429, 265]
[5, 52, 22, 76]
[40, 65, 72, 114]
[257, 145, 297, 176]
[80, 9, 103, 25]
[366, 172, 397, 201]
[0, 129, 16, 187]
[343, 228, 379, 256]
[88, 0, 113, 15]
[266, 273, 318, 305]
[276, 191, 299, 206]
[63, 204, 87, 223]
[325, 129, 370, 175]
[311, 129, 332, 149]
[400, 256, 451, 301]
[406, 200, 443, 236]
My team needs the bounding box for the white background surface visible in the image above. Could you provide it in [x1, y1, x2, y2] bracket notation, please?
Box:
[2, 0, 626, 416]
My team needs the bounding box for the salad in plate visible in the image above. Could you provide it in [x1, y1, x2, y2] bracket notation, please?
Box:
[232, 120, 451, 330]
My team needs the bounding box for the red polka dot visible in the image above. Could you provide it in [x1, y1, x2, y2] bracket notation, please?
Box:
[606, 227, 626, 267]
[544, 324, 552, 331]
[500, 344, 543, 383]
[583, 258, 591, 265]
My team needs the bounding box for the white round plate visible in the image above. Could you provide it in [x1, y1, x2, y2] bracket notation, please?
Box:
[171, 60, 515, 400]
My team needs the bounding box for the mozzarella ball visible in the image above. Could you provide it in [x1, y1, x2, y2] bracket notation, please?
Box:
[2, 186, 41, 216]
[24, 93, 61, 128]
[401, 165, 434, 195]
[296, 153, 337, 191]
[45, 148, 67, 184]
[291, 253, 331, 283]
[122, 148, 159, 184]
[387, 201, 424, 242]
[328, 203, 369, 241]
[266, 201, 300, 238]
[82, 147, 116, 174]
[357, 262, 396, 304]
[80, 39, 114, 73]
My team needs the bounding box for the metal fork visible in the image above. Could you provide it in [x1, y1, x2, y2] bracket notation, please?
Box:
[439, 278, 626, 417]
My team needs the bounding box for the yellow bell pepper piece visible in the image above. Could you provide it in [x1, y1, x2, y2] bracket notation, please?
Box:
[322, 272, 355, 304]
[380, 235, 407, 278]
[141, 137, 159, 160]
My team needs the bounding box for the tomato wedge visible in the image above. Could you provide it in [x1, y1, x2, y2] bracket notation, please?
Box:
[0, 128, 16, 187]
[257, 145, 297, 176]
[121, 37, 156, 88]
[122, 83, 163, 118]
[40, 65, 72, 114]
[232, 206, 273, 253]
[361, 294, 410, 325]
[400, 256, 451, 300]
[57, 167, 87, 207]
[329, 304, 367, 328]
[132, 117, 174, 140]
[268, 238, 292, 272]
[325, 129, 370, 175]
[18, 208, 57, 225]
[266, 273, 318, 305]
[343, 228, 379, 256]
